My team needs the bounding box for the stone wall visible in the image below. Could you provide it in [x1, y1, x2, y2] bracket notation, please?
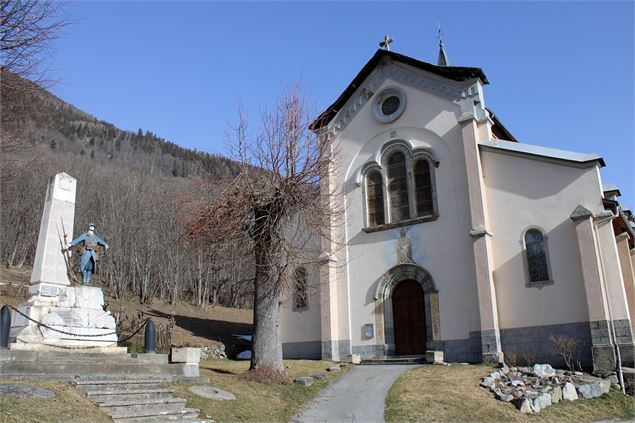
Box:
[500, 322, 593, 369]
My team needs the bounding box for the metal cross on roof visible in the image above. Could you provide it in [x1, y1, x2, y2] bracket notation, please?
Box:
[379, 35, 394, 51]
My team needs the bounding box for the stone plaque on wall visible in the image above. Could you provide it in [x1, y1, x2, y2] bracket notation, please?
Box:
[40, 285, 59, 297]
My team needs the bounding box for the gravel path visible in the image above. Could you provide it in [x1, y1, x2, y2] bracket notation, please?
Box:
[292, 365, 414, 423]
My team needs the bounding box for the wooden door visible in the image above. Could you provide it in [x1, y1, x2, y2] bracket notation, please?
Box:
[392, 279, 427, 355]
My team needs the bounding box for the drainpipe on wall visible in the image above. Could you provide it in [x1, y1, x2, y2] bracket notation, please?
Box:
[593, 211, 626, 394]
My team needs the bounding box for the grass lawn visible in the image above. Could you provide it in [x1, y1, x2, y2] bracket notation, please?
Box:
[0, 379, 111, 423]
[0, 359, 340, 423]
[169, 358, 342, 422]
[385, 364, 635, 423]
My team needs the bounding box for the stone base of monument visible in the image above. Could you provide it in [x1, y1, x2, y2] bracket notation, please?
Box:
[0, 349, 205, 382]
[10, 284, 120, 350]
[4, 284, 203, 382]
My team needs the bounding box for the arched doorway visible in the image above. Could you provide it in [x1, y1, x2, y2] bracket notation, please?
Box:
[392, 279, 427, 355]
[374, 263, 440, 357]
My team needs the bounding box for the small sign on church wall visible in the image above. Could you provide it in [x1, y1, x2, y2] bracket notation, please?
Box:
[363, 323, 374, 339]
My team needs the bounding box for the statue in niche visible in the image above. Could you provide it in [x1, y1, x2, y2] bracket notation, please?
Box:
[396, 228, 414, 264]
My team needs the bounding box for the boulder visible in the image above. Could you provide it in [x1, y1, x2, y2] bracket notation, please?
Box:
[599, 379, 611, 394]
[533, 364, 556, 378]
[534, 393, 551, 410]
[562, 382, 578, 401]
[495, 389, 514, 402]
[577, 383, 604, 399]
[518, 399, 533, 414]
[480, 377, 496, 388]
[550, 386, 562, 404]
[295, 377, 314, 386]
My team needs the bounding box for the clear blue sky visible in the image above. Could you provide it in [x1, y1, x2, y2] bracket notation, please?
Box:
[50, 1, 634, 207]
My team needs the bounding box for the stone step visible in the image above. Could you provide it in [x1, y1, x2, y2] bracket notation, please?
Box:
[99, 396, 186, 408]
[0, 350, 130, 362]
[88, 391, 175, 403]
[78, 383, 165, 394]
[102, 398, 187, 419]
[360, 356, 425, 365]
[112, 408, 202, 423]
[76, 377, 167, 385]
[1, 361, 190, 376]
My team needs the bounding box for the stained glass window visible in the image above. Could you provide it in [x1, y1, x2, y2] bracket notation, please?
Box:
[414, 159, 433, 216]
[381, 96, 401, 116]
[294, 267, 308, 309]
[525, 229, 550, 282]
[366, 170, 385, 227]
[387, 152, 410, 222]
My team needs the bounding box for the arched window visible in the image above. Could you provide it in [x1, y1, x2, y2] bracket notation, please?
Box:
[294, 267, 308, 310]
[360, 143, 439, 231]
[387, 152, 410, 222]
[524, 229, 550, 283]
[413, 159, 433, 216]
[366, 170, 385, 227]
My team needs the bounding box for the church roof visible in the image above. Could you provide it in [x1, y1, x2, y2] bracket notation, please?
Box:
[480, 139, 605, 167]
[310, 49, 489, 131]
[487, 108, 518, 142]
[603, 183, 621, 197]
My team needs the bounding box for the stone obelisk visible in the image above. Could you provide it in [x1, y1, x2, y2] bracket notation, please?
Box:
[31, 172, 75, 288]
[10, 173, 121, 351]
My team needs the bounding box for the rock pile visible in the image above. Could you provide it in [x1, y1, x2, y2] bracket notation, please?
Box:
[200, 343, 227, 359]
[481, 364, 614, 414]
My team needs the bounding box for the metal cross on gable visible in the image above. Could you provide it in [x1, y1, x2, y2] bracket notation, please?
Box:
[379, 35, 394, 51]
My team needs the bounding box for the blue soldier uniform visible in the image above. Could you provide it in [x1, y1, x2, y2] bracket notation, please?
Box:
[68, 223, 109, 284]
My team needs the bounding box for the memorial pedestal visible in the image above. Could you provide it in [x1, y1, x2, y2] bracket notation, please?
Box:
[10, 285, 121, 350]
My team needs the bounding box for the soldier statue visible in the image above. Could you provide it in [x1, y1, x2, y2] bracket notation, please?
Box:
[65, 223, 109, 284]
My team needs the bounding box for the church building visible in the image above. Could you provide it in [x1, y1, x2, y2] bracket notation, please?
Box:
[279, 41, 635, 374]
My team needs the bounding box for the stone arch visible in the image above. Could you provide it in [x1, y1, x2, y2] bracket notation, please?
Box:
[374, 263, 441, 356]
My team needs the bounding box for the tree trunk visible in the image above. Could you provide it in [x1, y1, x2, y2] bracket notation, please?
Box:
[249, 241, 284, 374]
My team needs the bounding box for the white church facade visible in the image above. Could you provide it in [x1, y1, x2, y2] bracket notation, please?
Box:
[279, 47, 635, 374]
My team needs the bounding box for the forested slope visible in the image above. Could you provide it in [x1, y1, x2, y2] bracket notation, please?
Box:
[1, 72, 253, 308]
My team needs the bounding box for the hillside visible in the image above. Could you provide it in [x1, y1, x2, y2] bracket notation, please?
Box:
[1, 70, 239, 179]
[0, 71, 254, 309]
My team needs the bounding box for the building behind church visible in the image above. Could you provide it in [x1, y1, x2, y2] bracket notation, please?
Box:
[279, 43, 635, 375]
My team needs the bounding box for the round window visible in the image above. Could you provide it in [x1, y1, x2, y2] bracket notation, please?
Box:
[381, 96, 400, 116]
[372, 86, 406, 123]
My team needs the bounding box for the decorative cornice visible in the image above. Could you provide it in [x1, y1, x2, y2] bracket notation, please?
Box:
[320, 59, 483, 141]
[469, 226, 491, 238]
[570, 205, 593, 222]
[616, 232, 630, 242]
[594, 210, 615, 225]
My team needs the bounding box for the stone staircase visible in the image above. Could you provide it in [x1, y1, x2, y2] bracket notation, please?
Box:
[75, 377, 209, 423]
[359, 355, 425, 365]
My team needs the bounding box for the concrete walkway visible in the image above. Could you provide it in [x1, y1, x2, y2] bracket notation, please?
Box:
[292, 365, 414, 423]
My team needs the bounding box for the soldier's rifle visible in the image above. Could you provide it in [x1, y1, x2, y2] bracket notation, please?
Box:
[61, 219, 80, 285]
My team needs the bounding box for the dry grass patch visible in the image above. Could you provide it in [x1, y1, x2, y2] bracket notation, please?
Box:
[385, 364, 635, 423]
[0, 379, 111, 423]
[169, 358, 343, 422]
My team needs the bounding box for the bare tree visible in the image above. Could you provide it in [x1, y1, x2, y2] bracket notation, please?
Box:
[1, 0, 69, 81]
[189, 87, 340, 382]
[1, 0, 69, 183]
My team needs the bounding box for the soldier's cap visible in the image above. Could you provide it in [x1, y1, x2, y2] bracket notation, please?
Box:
[88, 223, 96, 228]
